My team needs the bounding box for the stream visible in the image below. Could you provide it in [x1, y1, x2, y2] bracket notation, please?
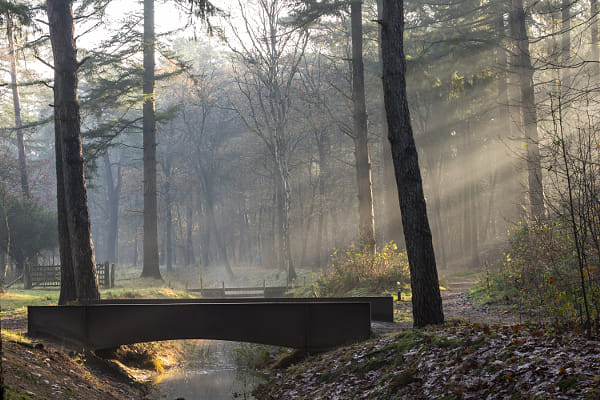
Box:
[150, 340, 263, 400]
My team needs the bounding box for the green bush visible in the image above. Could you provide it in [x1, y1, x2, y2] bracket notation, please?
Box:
[479, 221, 600, 326]
[299, 242, 410, 297]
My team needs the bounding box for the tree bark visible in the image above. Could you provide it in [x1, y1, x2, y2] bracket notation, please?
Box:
[103, 152, 120, 264]
[376, 0, 404, 249]
[141, 0, 161, 279]
[496, 13, 520, 224]
[276, 160, 297, 281]
[351, 0, 376, 253]
[6, 10, 30, 200]
[381, 0, 444, 327]
[510, 0, 545, 221]
[592, 0, 599, 76]
[47, 0, 100, 303]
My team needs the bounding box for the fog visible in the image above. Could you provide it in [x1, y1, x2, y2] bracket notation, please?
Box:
[2, 0, 599, 286]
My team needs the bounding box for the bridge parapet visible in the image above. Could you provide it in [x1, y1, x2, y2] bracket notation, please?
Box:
[28, 302, 371, 352]
[92, 296, 393, 322]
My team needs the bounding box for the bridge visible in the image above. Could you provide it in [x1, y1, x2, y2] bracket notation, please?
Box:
[28, 299, 380, 352]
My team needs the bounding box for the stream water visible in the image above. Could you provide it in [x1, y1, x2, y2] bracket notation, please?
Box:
[150, 340, 262, 400]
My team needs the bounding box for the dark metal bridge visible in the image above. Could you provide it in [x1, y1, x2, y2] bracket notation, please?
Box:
[27, 298, 387, 352]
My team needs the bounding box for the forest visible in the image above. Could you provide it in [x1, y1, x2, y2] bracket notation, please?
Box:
[2, 0, 600, 399]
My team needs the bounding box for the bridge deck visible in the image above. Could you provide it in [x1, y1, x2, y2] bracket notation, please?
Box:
[93, 296, 394, 322]
[28, 302, 371, 352]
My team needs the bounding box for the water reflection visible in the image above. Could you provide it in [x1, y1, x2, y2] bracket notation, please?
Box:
[151, 340, 260, 400]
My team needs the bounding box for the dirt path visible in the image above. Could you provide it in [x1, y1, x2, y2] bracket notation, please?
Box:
[373, 280, 518, 334]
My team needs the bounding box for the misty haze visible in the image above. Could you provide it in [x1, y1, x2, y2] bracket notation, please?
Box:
[2, 0, 600, 399]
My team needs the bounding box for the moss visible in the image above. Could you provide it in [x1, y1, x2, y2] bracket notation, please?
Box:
[556, 375, 579, 391]
[394, 330, 421, 353]
[5, 386, 40, 400]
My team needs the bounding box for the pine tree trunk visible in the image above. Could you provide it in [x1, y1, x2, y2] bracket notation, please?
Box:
[376, 0, 404, 248]
[47, 0, 99, 303]
[381, 0, 444, 327]
[141, 0, 161, 279]
[6, 11, 30, 200]
[496, 13, 520, 224]
[351, 0, 376, 253]
[510, 0, 545, 221]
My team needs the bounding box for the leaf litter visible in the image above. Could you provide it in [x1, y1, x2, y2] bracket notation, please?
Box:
[254, 322, 600, 399]
[254, 282, 600, 399]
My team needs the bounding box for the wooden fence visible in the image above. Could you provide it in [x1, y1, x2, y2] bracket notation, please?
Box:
[23, 262, 115, 289]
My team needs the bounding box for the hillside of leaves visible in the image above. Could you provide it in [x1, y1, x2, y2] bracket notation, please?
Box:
[254, 321, 600, 399]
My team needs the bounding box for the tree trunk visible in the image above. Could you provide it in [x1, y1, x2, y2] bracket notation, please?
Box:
[271, 173, 279, 269]
[185, 205, 194, 266]
[376, 0, 404, 249]
[141, 0, 161, 279]
[133, 232, 138, 266]
[510, 0, 545, 221]
[381, 0, 444, 327]
[276, 160, 297, 281]
[561, 0, 571, 89]
[300, 179, 316, 267]
[496, 13, 521, 224]
[351, 0, 376, 253]
[592, 0, 600, 75]
[165, 193, 173, 272]
[316, 133, 329, 269]
[205, 189, 234, 280]
[6, 11, 30, 200]
[103, 152, 120, 264]
[164, 159, 173, 272]
[1, 184, 10, 293]
[47, 0, 99, 303]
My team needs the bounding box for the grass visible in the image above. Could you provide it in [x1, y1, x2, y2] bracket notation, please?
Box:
[0, 290, 59, 311]
[1, 329, 33, 344]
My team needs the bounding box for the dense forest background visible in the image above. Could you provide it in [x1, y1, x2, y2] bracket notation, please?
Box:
[2, 0, 600, 287]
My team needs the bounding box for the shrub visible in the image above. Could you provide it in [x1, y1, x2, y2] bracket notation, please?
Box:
[480, 221, 600, 327]
[301, 242, 410, 297]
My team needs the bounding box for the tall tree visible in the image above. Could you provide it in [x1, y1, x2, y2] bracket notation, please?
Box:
[141, 0, 161, 279]
[229, 0, 308, 281]
[381, 0, 444, 327]
[376, 0, 403, 248]
[1, 2, 31, 199]
[47, 0, 100, 303]
[350, 0, 376, 252]
[510, 0, 545, 220]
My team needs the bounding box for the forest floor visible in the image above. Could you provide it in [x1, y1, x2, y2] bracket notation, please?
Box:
[254, 280, 600, 399]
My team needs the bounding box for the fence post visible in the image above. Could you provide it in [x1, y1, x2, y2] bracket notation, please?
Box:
[103, 262, 110, 288]
[24, 264, 32, 289]
[111, 264, 115, 288]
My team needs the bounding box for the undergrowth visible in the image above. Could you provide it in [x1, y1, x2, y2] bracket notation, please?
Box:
[295, 242, 410, 297]
[473, 221, 600, 328]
